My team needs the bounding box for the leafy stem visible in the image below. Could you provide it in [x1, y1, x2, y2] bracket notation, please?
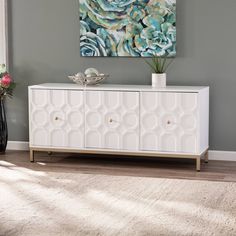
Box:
[145, 56, 174, 73]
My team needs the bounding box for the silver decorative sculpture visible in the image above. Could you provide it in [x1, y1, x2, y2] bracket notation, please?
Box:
[68, 68, 109, 85]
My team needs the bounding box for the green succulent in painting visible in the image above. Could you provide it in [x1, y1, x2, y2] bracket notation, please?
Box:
[79, 0, 176, 57]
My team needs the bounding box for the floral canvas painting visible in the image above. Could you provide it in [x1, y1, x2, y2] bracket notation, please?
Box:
[80, 0, 176, 57]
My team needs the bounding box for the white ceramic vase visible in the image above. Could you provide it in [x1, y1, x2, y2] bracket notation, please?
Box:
[152, 73, 166, 88]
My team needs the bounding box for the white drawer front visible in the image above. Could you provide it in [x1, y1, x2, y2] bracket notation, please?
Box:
[85, 91, 139, 150]
[141, 92, 199, 153]
[30, 89, 84, 148]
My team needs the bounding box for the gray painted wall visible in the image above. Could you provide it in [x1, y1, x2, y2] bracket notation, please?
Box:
[6, 0, 236, 151]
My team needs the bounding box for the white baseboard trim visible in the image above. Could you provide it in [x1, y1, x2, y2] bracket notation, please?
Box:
[6, 141, 236, 162]
[7, 141, 29, 151]
[208, 150, 236, 161]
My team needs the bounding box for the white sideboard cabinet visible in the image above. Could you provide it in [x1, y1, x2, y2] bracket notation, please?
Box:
[28, 84, 209, 171]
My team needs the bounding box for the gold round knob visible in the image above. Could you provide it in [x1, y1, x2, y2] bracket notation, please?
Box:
[109, 118, 113, 123]
[55, 117, 59, 121]
[167, 120, 171, 125]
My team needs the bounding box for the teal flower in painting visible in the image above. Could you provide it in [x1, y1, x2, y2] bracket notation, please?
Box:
[80, 0, 135, 30]
[117, 1, 176, 57]
[80, 20, 117, 56]
[80, 32, 107, 56]
[136, 22, 176, 57]
[79, 0, 176, 57]
[80, 20, 107, 56]
[97, 28, 118, 56]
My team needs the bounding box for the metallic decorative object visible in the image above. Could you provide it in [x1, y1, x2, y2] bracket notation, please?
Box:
[84, 68, 99, 77]
[68, 68, 109, 85]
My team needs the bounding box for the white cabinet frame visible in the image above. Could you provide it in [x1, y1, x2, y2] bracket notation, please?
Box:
[28, 84, 209, 171]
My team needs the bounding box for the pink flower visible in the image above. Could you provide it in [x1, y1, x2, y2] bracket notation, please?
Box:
[1, 74, 12, 88]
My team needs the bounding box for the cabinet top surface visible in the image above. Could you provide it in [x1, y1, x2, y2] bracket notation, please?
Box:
[29, 83, 209, 92]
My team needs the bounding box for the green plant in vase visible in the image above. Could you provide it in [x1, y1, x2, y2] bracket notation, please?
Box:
[145, 56, 174, 88]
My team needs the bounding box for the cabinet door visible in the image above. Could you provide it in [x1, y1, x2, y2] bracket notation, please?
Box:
[29, 89, 84, 148]
[85, 91, 139, 150]
[141, 92, 199, 153]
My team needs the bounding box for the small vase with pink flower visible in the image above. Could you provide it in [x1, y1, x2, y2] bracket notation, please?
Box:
[0, 64, 15, 153]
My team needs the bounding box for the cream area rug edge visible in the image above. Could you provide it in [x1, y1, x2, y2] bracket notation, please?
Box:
[0, 162, 236, 236]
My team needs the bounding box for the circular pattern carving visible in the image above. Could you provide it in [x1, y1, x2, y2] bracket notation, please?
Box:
[104, 92, 119, 109]
[86, 131, 101, 147]
[104, 131, 119, 149]
[161, 93, 177, 111]
[86, 112, 101, 128]
[68, 112, 83, 128]
[33, 129, 47, 146]
[141, 133, 158, 150]
[142, 93, 158, 111]
[181, 114, 196, 130]
[51, 91, 65, 108]
[105, 113, 119, 128]
[86, 92, 101, 109]
[161, 133, 177, 152]
[142, 114, 158, 130]
[32, 110, 48, 126]
[181, 94, 197, 111]
[122, 132, 139, 150]
[32, 90, 47, 107]
[123, 113, 138, 129]
[123, 93, 138, 110]
[180, 134, 196, 153]
[68, 91, 83, 108]
[161, 114, 177, 130]
[50, 111, 65, 127]
[51, 129, 66, 146]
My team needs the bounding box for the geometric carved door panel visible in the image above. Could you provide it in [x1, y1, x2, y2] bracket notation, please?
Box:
[29, 89, 84, 148]
[141, 92, 199, 153]
[85, 91, 139, 151]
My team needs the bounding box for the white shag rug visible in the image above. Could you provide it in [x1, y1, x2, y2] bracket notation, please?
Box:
[0, 160, 236, 236]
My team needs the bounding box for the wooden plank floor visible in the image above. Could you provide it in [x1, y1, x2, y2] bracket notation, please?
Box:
[1, 150, 236, 182]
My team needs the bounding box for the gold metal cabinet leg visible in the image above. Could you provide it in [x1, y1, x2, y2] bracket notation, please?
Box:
[30, 149, 34, 162]
[196, 156, 201, 172]
[204, 151, 209, 163]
